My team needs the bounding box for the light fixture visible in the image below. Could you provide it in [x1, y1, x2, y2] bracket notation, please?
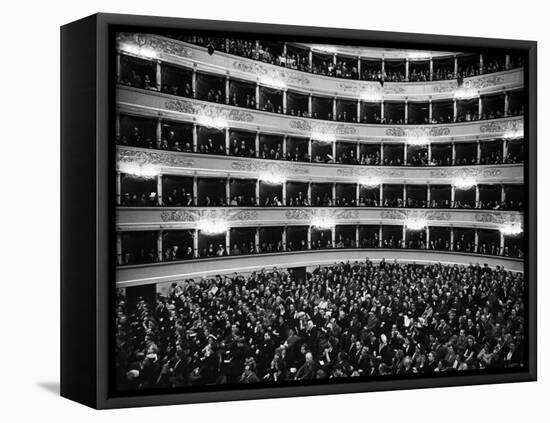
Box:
[359, 176, 381, 188]
[311, 216, 335, 229]
[119, 162, 159, 178]
[454, 87, 479, 100]
[196, 115, 227, 129]
[406, 136, 430, 146]
[119, 42, 159, 60]
[259, 172, 285, 185]
[503, 130, 523, 139]
[197, 219, 228, 235]
[408, 51, 431, 60]
[260, 76, 286, 89]
[311, 132, 336, 143]
[500, 223, 523, 236]
[360, 92, 383, 102]
[453, 178, 476, 189]
[405, 218, 427, 231]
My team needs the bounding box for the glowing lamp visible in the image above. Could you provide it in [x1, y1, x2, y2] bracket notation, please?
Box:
[360, 92, 383, 102]
[499, 223, 523, 236]
[405, 219, 427, 231]
[259, 76, 286, 89]
[259, 172, 285, 185]
[406, 137, 430, 146]
[311, 217, 335, 230]
[311, 132, 336, 143]
[453, 178, 476, 190]
[359, 177, 381, 188]
[454, 87, 479, 100]
[119, 162, 159, 178]
[503, 130, 523, 139]
[197, 219, 228, 235]
[196, 115, 227, 129]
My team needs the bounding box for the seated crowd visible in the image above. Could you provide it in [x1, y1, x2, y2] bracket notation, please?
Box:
[115, 260, 525, 390]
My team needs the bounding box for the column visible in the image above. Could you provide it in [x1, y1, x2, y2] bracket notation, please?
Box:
[332, 183, 336, 204]
[282, 226, 287, 250]
[403, 143, 408, 165]
[116, 53, 121, 83]
[192, 124, 198, 152]
[332, 141, 336, 162]
[453, 55, 458, 78]
[225, 229, 230, 254]
[156, 119, 162, 145]
[426, 226, 430, 249]
[308, 138, 312, 160]
[192, 69, 197, 98]
[283, 42, 287, 60]
[402, 184, 407, 203]
[379, 184, 384, 206]
[380, 143, 384, 164]
[283, 89, 287, 114]
[282, 182, 287, 205]
[474, 229, 479, 253]
[357, 57, 362, 80]
[255, 131, 260, 157]
[225, 127, 230, 155]
[225, 76, 230, 104]
[405, 58, 410, 81]
[453, 99, 457, 122]
[475, 185, 480, 208]
[307, 182, 312, 204]
[357, 100, 361, 123]
[225, 38, 230, 53]
[193, 176, 198, 205]
[428, 99, 433, 123]
[404, 100, 408, 124]
[451, 142, 456, 165]
[157, 174, 163, 206]
[307, 226, 312, 249]
[355, 225, 360, 247]
[193, 229, 199, 258]
[254, 228, 260, 253]
[332, 97, 337, 120]
[451, 185, 455, 206]
[479, 53, 484, 74]
[378, 225, 383, 248]
[429, 58, 433, 81]
[402, 224, 406, 248]
[308, 94, 313, 117]
[380, 101, 385, 122]
[504, 92, 510, 116]
[501, 184, 506, 204]
[381, 58, 385, 77]
[255, 40, 260, 59]
[503, 139, 508, 161]
[308, 48, 313, 70]
[500, 232, 505, 256]
[356, 142, 361, 161]
[428, 143, 432, 163]
[255, 180, 260, 205]
[476, 140, 481, 164]
[115, 113, 121, 138]
[478, 95, 483, 118]
[225, 177, 231, 205]
[116, 172, 121, 205]
[255, 82, 260, 109]
[331, 226, 336, 247]
[157, 231, 163, 262]
[333, 54, 337, 66]
[355, 183, 360, 206]
[156, 62, 161, 91]
[505, 54, 511, 70]
[282, 135, 287, 158]
[450, 228, 454, 251]
[116, 232, 122, 265]
[426, 184, 431, 206]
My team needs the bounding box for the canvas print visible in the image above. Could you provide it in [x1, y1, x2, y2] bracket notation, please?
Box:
[113, 30, 526, 394]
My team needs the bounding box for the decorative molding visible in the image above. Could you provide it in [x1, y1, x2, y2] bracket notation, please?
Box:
[231, 160, 310, 175]
[289, 119, 357, 136]
[385, 126, 451, 137]
[380, 210, 407, 220]
[117, 33, 194, 58]
[380, 210, 451, 221]
[429, 167, 502, 178]
[232, 61, 311, 86]
[165, 99, 255, 123]
[285, 209, 314, 220]
[474, 212, 523, 224]
[479, 118, 524, 134]
[117, 148, 195, 168]
[463, 74, 505, 90]
[284, 209, 359, 221]
[160, 210, 197, 222]
[160, 209, 259, 223]
[336, 167, 405, 178]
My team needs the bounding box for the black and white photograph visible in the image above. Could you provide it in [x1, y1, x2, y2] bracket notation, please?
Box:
[113, 28, 530, 396]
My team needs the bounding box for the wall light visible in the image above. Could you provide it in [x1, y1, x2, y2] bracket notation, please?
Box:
[405, 218, 427, 231]
[311, 132, 336, 143]
[197, 219, 229, 235]
[119, 42, 159, 60]
[196, 115, 227, 129]
[260, 76, 286, 89]
[503, 130, 523, 139]
[359, 176, 381, 188]
[454, 87, 479, 100]
[119, 162, 159, 178]
[500, 223, 523, 236]
[311, 217, 335, 229]
[259, 172, 285, 185]
[453, 178, 476, 189]
[360, 92, 383, 102]
[406, 137, 430, 146]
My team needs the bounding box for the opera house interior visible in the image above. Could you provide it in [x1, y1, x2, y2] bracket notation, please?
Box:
[113, 32, 526, 391]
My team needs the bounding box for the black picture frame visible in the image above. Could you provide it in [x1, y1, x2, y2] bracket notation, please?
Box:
[61, 12, 537, 409]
